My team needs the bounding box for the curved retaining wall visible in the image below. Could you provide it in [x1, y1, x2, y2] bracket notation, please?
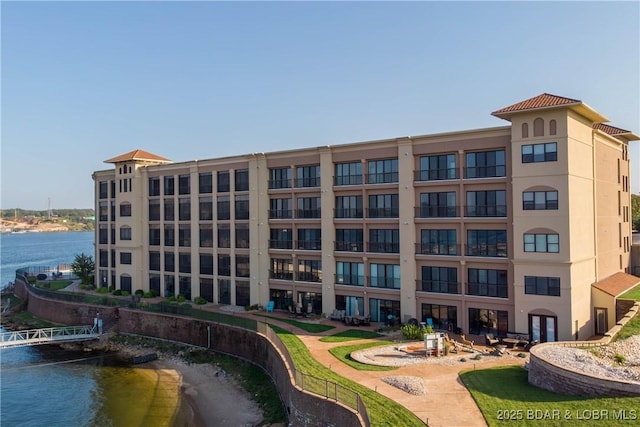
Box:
[14, 279, 365, 427]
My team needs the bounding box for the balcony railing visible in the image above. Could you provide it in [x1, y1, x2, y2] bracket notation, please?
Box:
[415, 243, 460, 256]
[335, 274, 365, 286]
[365, 172, 398, 184]
[414, 168, 458, 181]
[296, 240, 321, 250]
[367, 207, 399, 218]
[269, 209, 293, 219]
[466, 282, 508, 298]
[269, 239, 293, 249]
[367, 276, 400, 289]
[335, 241, 364, 252]
[334, 208, 363, 219]
[295, 177, 320, 188]
[295, 209, 321, 219]
[465, 244, 508, 257]
[268, 179, 292, 189]
[415, 206, 459, 218]
[417, 279, 460, 294]
[297, 272, 322, 283]
[464, 205, 507, 217]
[269, 270, 294, 280]
[464, 166, 506, 179]
[367, 242, 400, 253]
[334, 175, 363, 186]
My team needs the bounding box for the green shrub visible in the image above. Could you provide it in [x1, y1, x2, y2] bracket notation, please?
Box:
[194, 296, 207, 305]
[121, 291, 130, 297]
[108, 285, 115, 292]
[400, 323, 424, 340]
[143, 291, 156, 298]
[134, 289, 144, 297]
[517, 352, 527, 358]
[614, 353, 626, 364]
[176, 294, 186, 303]
[112, 289, 122, 296]
[167, 295, 177, 302]
[97, 287, 109, 294]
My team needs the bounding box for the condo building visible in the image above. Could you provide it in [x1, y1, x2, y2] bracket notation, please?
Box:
[93, 93, 639, 342]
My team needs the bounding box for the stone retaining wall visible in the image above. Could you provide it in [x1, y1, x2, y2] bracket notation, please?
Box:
[13, 279, 365, 427]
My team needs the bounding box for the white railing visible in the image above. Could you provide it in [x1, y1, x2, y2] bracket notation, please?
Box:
[0, 325, 100, 349]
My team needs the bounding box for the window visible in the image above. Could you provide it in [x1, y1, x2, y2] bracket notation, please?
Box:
[236, 224, 249, 248]
[218, 225, 230, 248]
[522, 143, 557, 163]
[235, 281, 250, 307]
[367, 194, 399, 218]
[119, 226, 132, 241]
[335, 228, 363, 252]
[335, 195, 363, 218]
[199, 197, 213, 220]
[298, 259, 322, 282]
[218, 255, 231, 276]
[164, 225, 175, 246]
[164, 199, 174, 221]
[120, 252, 132, 265]
[218, 279, 231, 304]
[110, 181, 116, 198]
[369, 263, 400, 289]
[525, 276, 560, 296]
[178, 225, 191, 247]
[468, 308, 508, 336]
[236, 255, 250, 277]
[465, 150, 506, 178]
[419, 229, 457, 255]
[99, 201, 109, 221]
[99, 181, 108, 199]
[417, 154, 457, 181]
[418, 192, 457, 217]
[466, 230, 507, 257]
[199, 224, 213, 247]
[99, 226, 108, 244]
[297, 228, 321, 250]
[179, 253, 191, 273]
[178, 198, 190, 221]
[269, 198, 292, 219]
[165, 275, 175, 297]
[148, 200, 160, 221]
[164, 176, 174, 195]
[421, 267, 458, 294]
[179, 276, 191, 300]
[296, 165, 320, 187]
[178, 174, 190, 195]
[120, 276, 132, 293]
[367, 159, 398, 184]
[467, 269, 508, 298]
[149, 251, 160, 271]
[336, 261, 364, 286]
[149, 225, 160, 246]
[117, 203, 131, 217]
[200, 254, 214, 275]
[421, 304, 458, 331]
[335, 162, 362, 185]
[269, 167, 292, 189]
[111, 226, 116, 244]
[368, 229, 399, 253]
[199, 278, 214, 302]
[110, 201, 116, 221]
[199, 173, 212, 193]
[217, 170, 230, 192]
[217, 196, 230, 220]
[99, 250, 108, 267]
[524, 233, 559, 253]
[523, 191, 558, 210]
[270, 228, 292, 249]
[164, 252, 175, 272]
[296, 197, 321, 218]
[271, 258, 293, 280]
[466, 190, 506, 217]
[235, 195, 249, 220]
[235, 169, 249, 191]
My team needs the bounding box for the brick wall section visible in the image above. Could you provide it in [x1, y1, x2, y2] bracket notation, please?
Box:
[529, 342, 640, 397]
[14, 280, 364, 427]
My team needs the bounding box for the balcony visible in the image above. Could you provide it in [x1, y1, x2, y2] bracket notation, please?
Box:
[295, 177, 320, 188]
[415, 243, 460, 256]
[415, 206, 459, 218]
[417, 279, 460, 294]
[334, 175, 363, 186]
[268, 179, 292, 189]
[335, 241, 364, 252]
[464, 165, 506, 179]
[367, 207, 399, 218]
[269, 239, 293, 249]
[296, 240, 321, 250]
[464, 205, 507, 217]
[335, 274, 365, 286]
[269, 270, 294, 280]
[297, 272, 322, 282]
[465, 244, 508, 258]
[334, 208, 363, 219]
[466, 282, 508, 298]
[296, 208, 321, 219]
[367, 242, 400, 254]
[368, 276, 400, 289]
[365, 172, 398, 184]
[269, 209, 292, 219]
[414, 168, 458, 181]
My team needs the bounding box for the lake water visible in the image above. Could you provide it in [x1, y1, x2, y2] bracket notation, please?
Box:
[0, 231, 182, 426]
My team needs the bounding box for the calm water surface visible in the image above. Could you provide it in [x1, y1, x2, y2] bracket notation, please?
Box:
[1, 232, 182, 427]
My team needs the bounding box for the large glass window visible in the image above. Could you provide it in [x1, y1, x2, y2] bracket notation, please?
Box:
[335, 195, 363, 218]
[296, 197, 321, 218]
[269, 167, 292, 189]
[164, 199, 175, 221]
[336, 261, 364, 286]
[421, 304, 458, 331]
[417, 154, 457, 181]
[119, 226, 132, 241]
[524, 233, 559, 253]
[200, 278, 214, 302]
[522, 143, 557, 163]
[420, 266, 458, 294]
[465, 150, 506, 178]
[298, 259, 322, 282]
[199, 224, 213, 247]
[367, 194, 399, 218]
[369, 263, 400, 289]
[148, 177, 160, 196]
[468, 308, 508, 336]
[199, 172, 212, 194]
[99, 201, 109, 221]
[218, 255, 231, 276]
[178, 174, 190, 195]
[148, 200, 160, 221]
[370, 298, 401, 324]
[217, 170, 230, 192]
[120, 252, 132, 265]
[418, 192, 457, 217]
[525, 276, 561, 296]
[164, 176, 174, 196]
[164, 252, 175, 272]
[199, 197, 213, 220]
[179, 253, 191, 273]
[466, 190, 506, 217]
[335, 162, 362, 185]
[270, 228, 292, 249]
[368, 229, 399, 253]
[271, 258, 293, 280]
[99, 181, 109, 199]
[297, 228, 321, 250]
[466, 230, 507, 257]
[467, 268, 508, 298]
[149, 225, 160, 246]
[218, 225, 230, 248]
[523, 191, 558, 210]
[164, 275, 175, 297]
[235, 256, 250, 277]
[236, 224, 249, 248]
[335, 228, 363, 252]
[178, 225, 191, 247]
[179, 276, 191, 300]
[235, 169, 249, 191]
[178, 198, 190, 221]
[235, 195, 249, 220]
[419, 229, 457, 255]
[99, 226, 108, 244]
[164, 225, 175, 246]
[367, 159, 398, 184]
[217, 196, 230, 220]
[218, 279, 231, 304]
[269, 198, 292, 219]
[149, 251, 160, 271]
[296, 165, 320, 187]
[99, 250, 108, 268]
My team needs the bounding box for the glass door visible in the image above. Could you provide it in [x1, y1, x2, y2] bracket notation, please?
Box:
[529, 314, 557, 342]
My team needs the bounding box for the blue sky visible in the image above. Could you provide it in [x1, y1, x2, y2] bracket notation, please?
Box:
[2, 1, 639, 210]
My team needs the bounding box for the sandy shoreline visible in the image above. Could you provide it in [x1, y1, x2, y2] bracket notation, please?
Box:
[150, 355, 264, 427]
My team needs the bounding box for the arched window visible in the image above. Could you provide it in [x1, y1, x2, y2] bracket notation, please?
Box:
[533, 118, 544, 137]
[120, 275, 132, 293]
[522, 123, 529, 138]
[549, 120, 557, 135]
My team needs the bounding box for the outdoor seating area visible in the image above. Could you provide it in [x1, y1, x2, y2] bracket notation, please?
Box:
[343, 315, 370, 326]
[483, 332, 531, 350]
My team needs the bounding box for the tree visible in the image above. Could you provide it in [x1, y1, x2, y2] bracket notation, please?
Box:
[632, 194, 640, 232]
[71, 253, 95, 285]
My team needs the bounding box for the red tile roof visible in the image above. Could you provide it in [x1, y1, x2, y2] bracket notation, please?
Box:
[105, 149, 171, 164]
[492, 93, 582, 116]
[592, 272, 640, 297]
[593, 123, 631, 135]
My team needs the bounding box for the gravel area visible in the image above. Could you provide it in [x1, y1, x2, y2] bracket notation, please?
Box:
[537, 335, 640, 383]
[381, 376, 426, 396]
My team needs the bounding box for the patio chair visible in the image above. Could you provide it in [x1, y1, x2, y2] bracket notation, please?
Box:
[460, 334, 474, 348]
[266, 301, 275, 313]
[485, 333, 499, 346]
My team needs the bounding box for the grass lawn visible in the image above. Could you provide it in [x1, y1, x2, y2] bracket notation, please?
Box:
[319, 329, 384, 342]
[257, 314, 335, 333]
[461, 366, 639, 427]
[614, 311, 640, 341]
[328, 341, 397, 371]
[620, 284, 640, 301]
